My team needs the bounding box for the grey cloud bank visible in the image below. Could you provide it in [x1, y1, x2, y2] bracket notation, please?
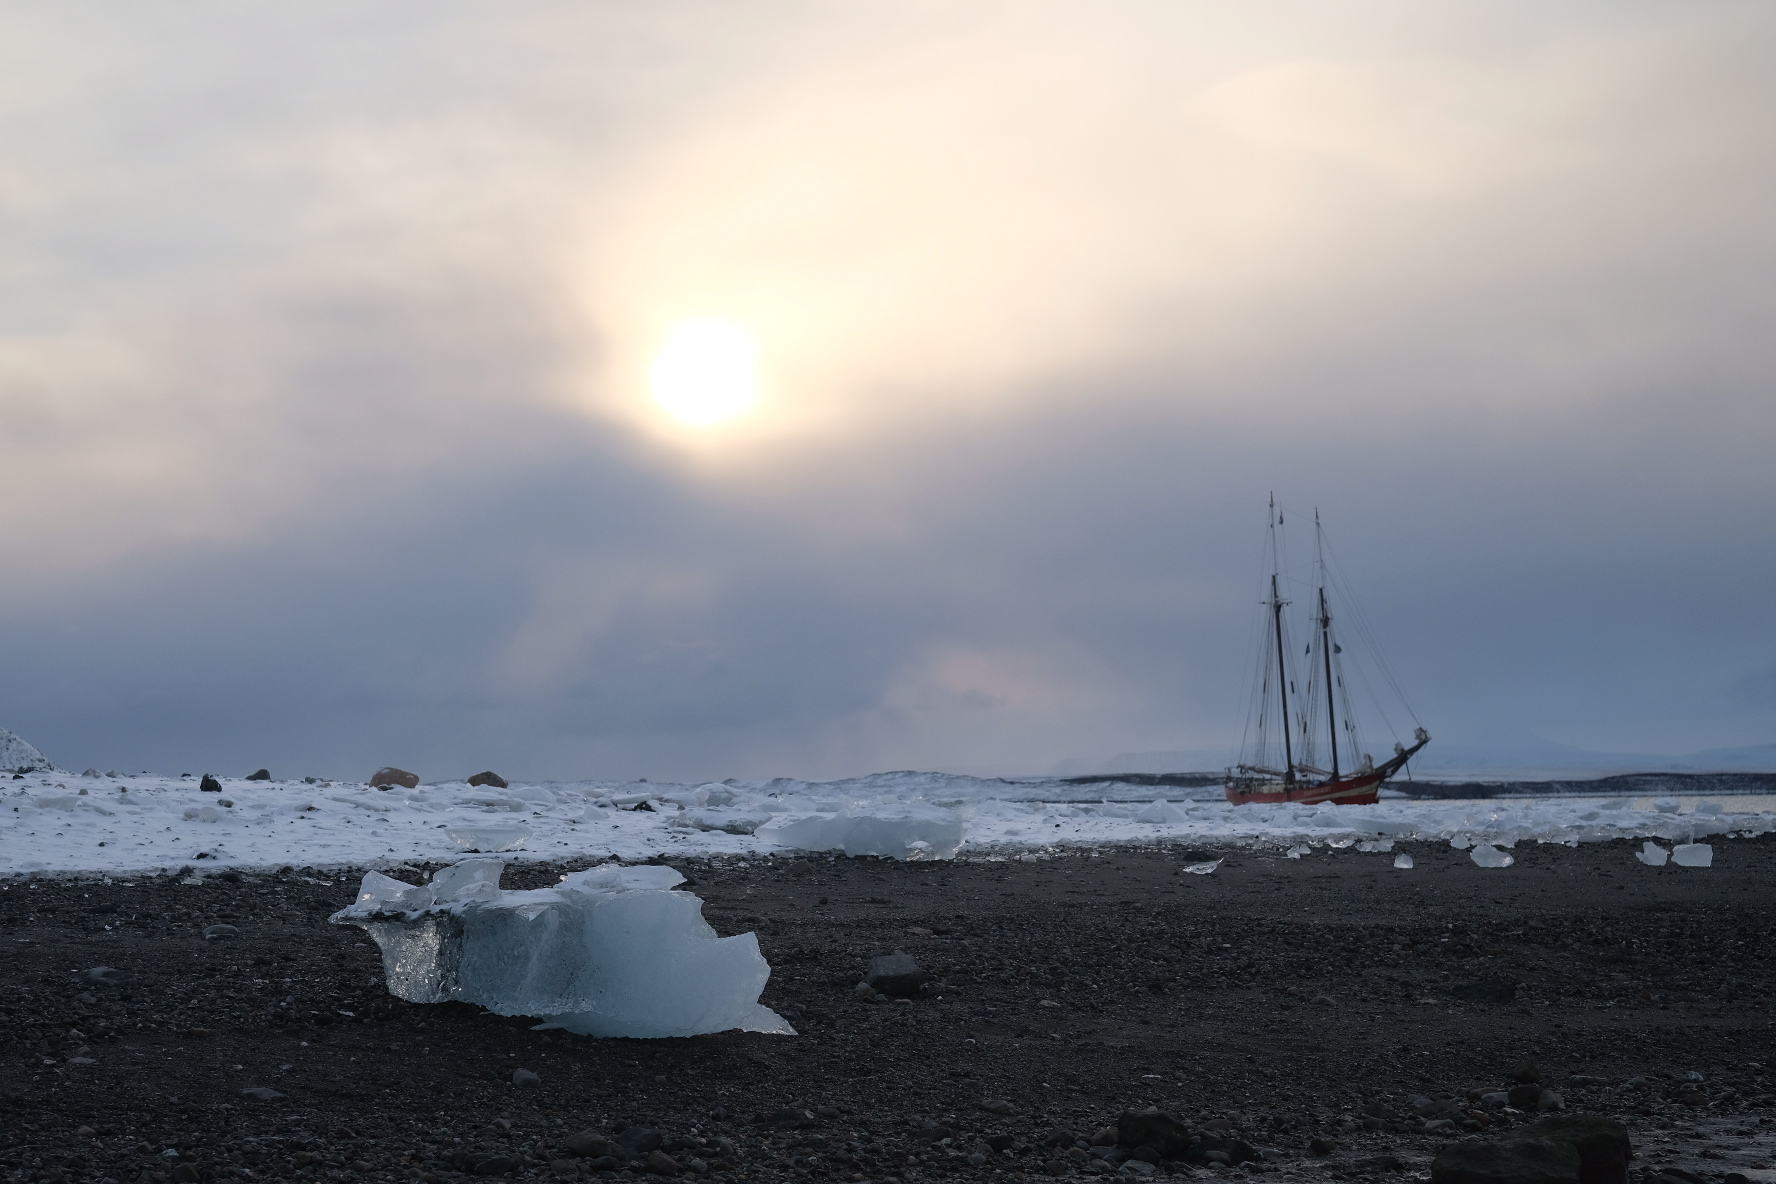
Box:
[0, 2, 1771, 781]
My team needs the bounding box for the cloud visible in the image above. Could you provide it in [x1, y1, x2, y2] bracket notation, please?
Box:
[0, 2, 1772, 777]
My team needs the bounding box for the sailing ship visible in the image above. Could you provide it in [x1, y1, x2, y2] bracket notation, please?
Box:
[1226, 498, 1429, 806]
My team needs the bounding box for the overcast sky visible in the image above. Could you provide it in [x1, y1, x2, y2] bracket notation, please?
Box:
[2, 2, 1772, 781]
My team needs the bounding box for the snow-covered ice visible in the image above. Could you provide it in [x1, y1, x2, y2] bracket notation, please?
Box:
[5, 767, 1774, 877]
[330, 859, 792, 1039]
[754, 803, 964, 860]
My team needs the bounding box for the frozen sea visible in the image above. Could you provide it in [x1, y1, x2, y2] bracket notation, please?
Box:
[5, 768, 1772, 877]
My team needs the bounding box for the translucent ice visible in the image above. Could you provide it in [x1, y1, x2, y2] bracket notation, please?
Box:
[1469, 844, 1514, 868]
[757, 803, 964, 859]
[1393, 853, 1415, 869]
[1635, 841, 1669, 866]
[445, 823, 533, 851]
[331, 859, 792, 1039]
[1671, 843, 1713, 867]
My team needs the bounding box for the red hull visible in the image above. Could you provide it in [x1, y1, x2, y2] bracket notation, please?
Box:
[1224, 770, 1384, 806]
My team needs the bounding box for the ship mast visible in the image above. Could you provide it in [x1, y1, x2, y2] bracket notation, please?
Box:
[1271, 572, 1295, 786]
[1316, 511, 1339, 781]
[1268, 495, 1295, 786]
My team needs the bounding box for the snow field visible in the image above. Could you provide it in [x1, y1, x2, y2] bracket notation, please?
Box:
[5, 770, 1772, 877]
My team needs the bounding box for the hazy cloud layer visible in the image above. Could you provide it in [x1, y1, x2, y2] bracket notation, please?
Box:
[1, 2, 1772, 779]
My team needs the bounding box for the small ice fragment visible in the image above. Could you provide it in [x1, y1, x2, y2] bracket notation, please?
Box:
[1285, 844, 1311, 859]
[1393, 853, 1415, 869]
[1635, 841, 1669, 866]
[1671, 843, 1713, 867]
[1134, 801, 1187, 824]
[1469, 844, 1513, 868]
[1356, 839, 1395, 853]
[1182, 860, 1221, 875]
[1693, 801, 1723, 816]
[1653, 798, 1680, 814]
[444, 823, 533, 851]
[1449, 835, 1474, 850]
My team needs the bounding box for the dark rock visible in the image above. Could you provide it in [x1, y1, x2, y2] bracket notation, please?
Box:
[77, 967, 127, 988]
[1512, 1064, 1543, 1085]
[547, 1160, 578, 1177]
[472, 1156, 518, 1176]
[585, 1158, 620, 1173]
[617, 1127, 664, 1158]
[202, 924, 239, 941]
[563, 1133, 616, 1159]
[468, 771, 509, 789]
[1508, 1085, 1545, 1109]
[246, 769, 271, 781]
[984, 1135, 1015, 1153]
[867, 952, 928, 997]
[644, 1150, 681, 1176]
[1043, 1160, 1070, 1176]
[1309, 1138, 1339, 1156]
[240, 1088, 283, 1101]
[1090, 1128, 1120, 1147]
[1129, 1146, 1162, 1165]
[371, 766, 420, 789]
[1116, 1111, 1193, 1160]
[1449, 980, 1518, 1004]
[1042, 1129, 1079, 1148]
[981, 1098, 1016, 1115]
[1512, 1116, 1631, 1184]
[1189, 1137, 1260, 1167]
[172, 1164, 202, 1184]
[1659, 1170, 1705, 1184]
[766, 1108, 818, 1130]
[1432, 1138, 1579, 1184]
[199, 775, 222, 793]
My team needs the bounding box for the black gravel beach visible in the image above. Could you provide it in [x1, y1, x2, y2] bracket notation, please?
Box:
[4, 837, 1774, 1184]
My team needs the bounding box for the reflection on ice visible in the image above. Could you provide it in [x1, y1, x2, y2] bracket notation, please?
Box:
[331, 859, 793, 1039]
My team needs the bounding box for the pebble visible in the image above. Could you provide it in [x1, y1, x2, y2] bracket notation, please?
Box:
[981, 1098, 1017, 1115]
[643, 1150, 681, 1176]
[867, 952, 928, 998]
[512, 1068, 541, 1087]
[473, 1156, 518, 1176]
[77, 967, 127, 987]
[77, 1126, 96, 1138]
[563, 1132, 615, 1159]
[547, 1161, 578, 1176]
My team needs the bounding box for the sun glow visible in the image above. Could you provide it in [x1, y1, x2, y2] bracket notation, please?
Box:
[649, 319, 760, 426]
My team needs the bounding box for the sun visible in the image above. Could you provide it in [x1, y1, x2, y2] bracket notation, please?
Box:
[649, 319, 760, 426]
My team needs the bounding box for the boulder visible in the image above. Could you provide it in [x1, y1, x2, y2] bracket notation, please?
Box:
[200, 775, 223, 793]
[1432, 1116, 1630, 1184]
[246, 769, 272, 781]
[1512, 1117, 1631, 1184]
[467, 771, 509, 789]
[1432, 1138, 1580, 1184]
[1115, 1111, 1194, 1161]
[370, 766, 420, 789]
[563, 1133, 616, 1159]
[866, 951, 928, 997]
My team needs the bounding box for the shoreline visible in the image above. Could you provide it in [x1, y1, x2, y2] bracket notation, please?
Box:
[4, 836, 1774, 1183]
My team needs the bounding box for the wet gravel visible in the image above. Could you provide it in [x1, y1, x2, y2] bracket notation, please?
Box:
[4, 836, 1775, 1184]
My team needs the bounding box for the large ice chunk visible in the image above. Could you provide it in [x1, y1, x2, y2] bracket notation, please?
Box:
[756, 803, 964, 859]
[1469, 843, 1514, 868]
[1671, 843, 1713, 867]
[330, 859, 793, 1038]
